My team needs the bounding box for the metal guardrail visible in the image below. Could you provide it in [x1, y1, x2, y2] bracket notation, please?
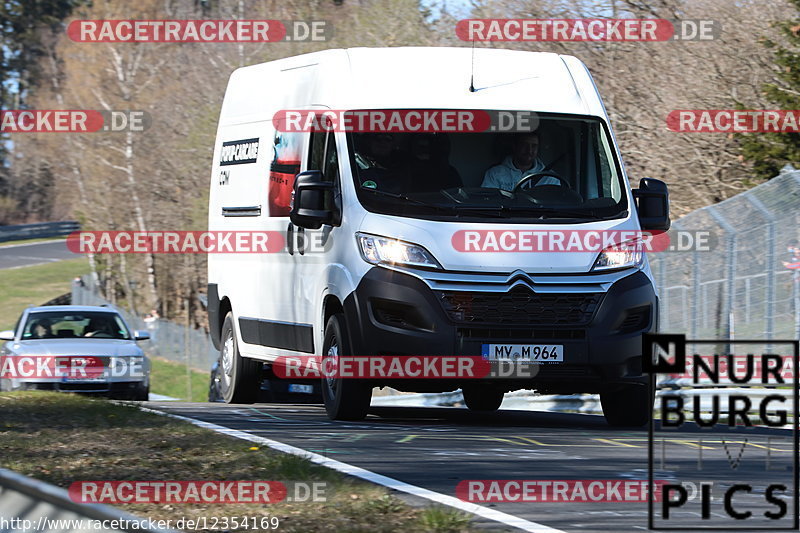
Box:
[0, 221, 80, 243]
[0, 468, 178, 533]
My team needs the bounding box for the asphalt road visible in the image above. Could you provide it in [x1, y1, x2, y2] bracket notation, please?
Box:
[0, 240, 76, 269]
[149, 401, 797, 533]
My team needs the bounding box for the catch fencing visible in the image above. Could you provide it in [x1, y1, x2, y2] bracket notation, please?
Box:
[650, 170, 800, 343]
[71, 280, 216, 372]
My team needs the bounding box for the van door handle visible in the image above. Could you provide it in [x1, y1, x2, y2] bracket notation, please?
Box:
[286, 223, 294, 255]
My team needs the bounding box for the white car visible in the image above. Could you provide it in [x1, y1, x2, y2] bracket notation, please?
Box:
[0, 305, 151, 400]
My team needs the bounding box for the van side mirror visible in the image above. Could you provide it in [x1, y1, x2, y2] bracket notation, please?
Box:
[290, 170, 335, 230]
[633, 178, 670, 231]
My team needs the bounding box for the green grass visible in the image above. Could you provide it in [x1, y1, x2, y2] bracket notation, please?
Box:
[0, 392, 480, 533]
[149, 356, 210, 402]
[0, 257, 89, 330]
[418, 506, 473, 533]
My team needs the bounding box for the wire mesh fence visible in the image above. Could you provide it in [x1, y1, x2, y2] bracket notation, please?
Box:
[71, 280, 216, 372]
[650, 170, 800, 344]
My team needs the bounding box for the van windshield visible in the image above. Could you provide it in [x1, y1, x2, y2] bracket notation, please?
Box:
[347, 112, 627, 223]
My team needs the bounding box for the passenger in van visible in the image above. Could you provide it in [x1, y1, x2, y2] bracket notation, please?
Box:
[481, 132, 560, 191]
[362, 133, 401, 170]
[405, 133, 461, 192]
[356, 133, 404, 192]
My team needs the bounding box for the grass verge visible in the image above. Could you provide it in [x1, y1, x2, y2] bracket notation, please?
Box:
[0, 257, 88, 330]
[149, 357, 210, 402]
[0, 392, 477, 533]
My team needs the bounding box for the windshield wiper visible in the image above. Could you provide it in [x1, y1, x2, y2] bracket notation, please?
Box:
[520, 207, 629, 220]
[359, 188, 459, 213]
[452, 204, 611, 220]
[450, 205, 516, 218]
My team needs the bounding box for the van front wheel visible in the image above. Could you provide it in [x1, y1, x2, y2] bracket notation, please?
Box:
[218, 312, 261, 404]
[462, 386, 504, 411]
[601, 383, 652, 427]
[321, 314, 371, 420]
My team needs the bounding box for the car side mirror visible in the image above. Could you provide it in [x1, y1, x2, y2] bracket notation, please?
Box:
[133, 330, 150, 341]
[633, 178, 670, 231]
[290, 170, 335, 230]
[0, 330, 14, 341]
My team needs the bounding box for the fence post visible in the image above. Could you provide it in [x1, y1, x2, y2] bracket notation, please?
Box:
[747, 195, 776, 343]
[708, 207, 737, 349]
[185, 297, 191, 402]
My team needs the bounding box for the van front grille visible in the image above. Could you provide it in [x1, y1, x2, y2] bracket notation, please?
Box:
[457, 328, 586, 340]
[437, 288, 602, 326]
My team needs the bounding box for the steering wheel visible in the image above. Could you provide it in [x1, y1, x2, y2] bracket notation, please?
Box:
[513, 172, 570, 192]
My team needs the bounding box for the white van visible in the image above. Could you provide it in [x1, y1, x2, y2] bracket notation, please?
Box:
[207, 47, 670, 423]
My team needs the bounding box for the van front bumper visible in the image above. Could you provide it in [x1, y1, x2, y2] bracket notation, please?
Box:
[342, 266, 656, 394]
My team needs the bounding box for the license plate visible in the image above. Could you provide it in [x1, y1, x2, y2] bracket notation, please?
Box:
[62, 374, 106, 382]
[482, 344, 564, 363]
[288, 384, 314, 394]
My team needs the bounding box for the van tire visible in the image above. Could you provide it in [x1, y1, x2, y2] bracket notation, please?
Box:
[321, 313, 371, 420]
[601, 383, 652, 427]
[218, 312, 261, 404]
[462, 387, 504, 411]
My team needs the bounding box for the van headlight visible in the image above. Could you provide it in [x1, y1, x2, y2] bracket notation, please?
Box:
[592, 240, 644, 271]
[357, 233, 441, 269]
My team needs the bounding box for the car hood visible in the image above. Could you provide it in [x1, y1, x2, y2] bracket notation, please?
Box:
[5, 339, 143, 357]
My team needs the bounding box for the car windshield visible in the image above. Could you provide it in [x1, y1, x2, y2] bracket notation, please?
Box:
[22, 311, 131, 340]
[348, 112, 627, 223]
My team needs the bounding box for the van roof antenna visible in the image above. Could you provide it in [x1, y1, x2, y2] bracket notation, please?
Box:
[469, 39, 476, 93]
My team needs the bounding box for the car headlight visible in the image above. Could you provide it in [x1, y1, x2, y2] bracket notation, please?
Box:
[592, 239, 644, 271]
[356, 233, 441, 269]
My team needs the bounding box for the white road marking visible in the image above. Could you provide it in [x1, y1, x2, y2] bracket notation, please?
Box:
[2, 261, 57, 270]
[139, 405, 567, 533]
[0, 239, 65, 249]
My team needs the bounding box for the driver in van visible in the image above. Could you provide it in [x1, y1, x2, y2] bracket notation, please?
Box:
[481, 131, 560, 191]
